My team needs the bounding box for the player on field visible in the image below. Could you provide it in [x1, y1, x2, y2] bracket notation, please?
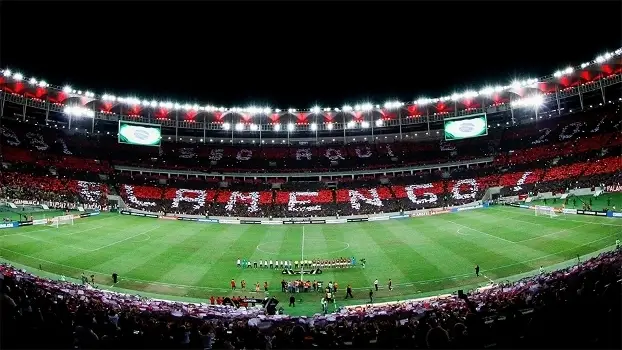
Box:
[241, 280, 246, 290]
[374, 279, 379, 291]
[295, 260, 299, 269]
[475, 264, 480, 277]
[264, 260, 268, 268]
[237, 258, 241, 268]
[253, 261, 258, 268]
[231, 279, 236, 290]
[388, 279, 393, 291]
[259, 260, 263, 268]
[269, 260, 273, 269]
[616, 239, 620, 250]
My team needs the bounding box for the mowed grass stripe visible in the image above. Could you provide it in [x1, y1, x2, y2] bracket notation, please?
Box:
[58, 225, 167, 274]
[144, 223, 232, 286]
[391, 219, 476, 276]
[327, 225, 369, 292]
[360, 221, 445, 283]
[2, 210, 620, 311]
[120, 222, 239, 283]
[436, 214, 562, 260]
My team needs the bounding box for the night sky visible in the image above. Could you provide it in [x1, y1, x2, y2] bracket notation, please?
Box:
[1, 1, 620, 110]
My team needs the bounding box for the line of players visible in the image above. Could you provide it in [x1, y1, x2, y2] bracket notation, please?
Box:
[236, 257, 362, 269]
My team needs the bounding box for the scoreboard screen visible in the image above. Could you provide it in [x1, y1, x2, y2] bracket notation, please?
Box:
[118, 121, 162, 147]
[444, 114, 488, 141]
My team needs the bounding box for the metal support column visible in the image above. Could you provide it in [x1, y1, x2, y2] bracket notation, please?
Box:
[343, 114, 347, 145]
[426, 107, 430, 133]
[175, 111, 179, 141]
[398, 109, 403, 140]
[370, 111, 374, 141]
[555, 86, 561, 115]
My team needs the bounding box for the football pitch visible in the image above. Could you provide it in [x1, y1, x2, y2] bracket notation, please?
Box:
[1, 206, 620, 316]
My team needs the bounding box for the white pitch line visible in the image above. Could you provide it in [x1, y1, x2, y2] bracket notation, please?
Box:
[2, 234, 617, 293]
[490, 207, 622, 227]
[515, 223, 590, 243]
[444, 219, 515, 243]
[15, 234, 91, 251]
[88, 226, 161, 252]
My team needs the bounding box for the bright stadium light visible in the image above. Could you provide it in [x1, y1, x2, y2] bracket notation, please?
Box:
[310, 123, 317, 131]
[361, 103, 373, 111]
[287, 123, 295, 131]
[342, 105, 353, 112]
[64, 106, 95, 118]
[511, 95, 544, 108]
[29, 77, 37, 85]
[13, 72, 23, 81]
[375, 119, 383, 127]
[273, 123, 281, 131]
[361, 121, 370, 128]
[326, 123, 333, 130]
[311, 106, 321, 114]
[222, 122, 231, 130]
[3, 69, 11, 77]
[250, 123, 258, 131]
[347, 121, 355, 128]
[235, 123, 244, 131]
[384, 101, 402, 109]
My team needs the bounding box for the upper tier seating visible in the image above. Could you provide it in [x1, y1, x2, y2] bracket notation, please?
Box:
[2, 103, 618, 175]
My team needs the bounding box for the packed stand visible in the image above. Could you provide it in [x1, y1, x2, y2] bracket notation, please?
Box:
[1, 249, 620, 349]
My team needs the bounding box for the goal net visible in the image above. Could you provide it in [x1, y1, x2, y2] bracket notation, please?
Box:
[535, 205, 558, 218]
[48, 214, 74, 228]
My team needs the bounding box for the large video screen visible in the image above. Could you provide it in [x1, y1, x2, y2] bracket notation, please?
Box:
[444, 114, 488, 141]
[118, 121, 162, 147]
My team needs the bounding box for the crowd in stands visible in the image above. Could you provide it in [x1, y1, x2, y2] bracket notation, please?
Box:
[1, 103, 619, 176]
[0, 172, 109, 209]
[117, 157, 621, 217]
[2, 248, 620, 349]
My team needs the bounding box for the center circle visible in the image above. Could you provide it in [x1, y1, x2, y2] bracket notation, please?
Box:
[256, 239, 350, 256]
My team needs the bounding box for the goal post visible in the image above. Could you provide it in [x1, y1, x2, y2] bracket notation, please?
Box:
[535, 205, 558, 218]
[48, 214, 75, 228]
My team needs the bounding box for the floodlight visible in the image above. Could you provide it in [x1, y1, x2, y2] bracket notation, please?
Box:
[361, 121, 370, 128]
[326, 123, 333, 130]
[222, 122, 231, 130]
[310, 123, 317, 131]
[375, 119, 383, 127]
[235, 123, 244, 131]
[273, 123, 281, 131]
[287, 123, 295, 131]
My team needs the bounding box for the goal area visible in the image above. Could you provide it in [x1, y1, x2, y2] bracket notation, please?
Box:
[48, 214, 75, 228]
[534, 205, 558, 218]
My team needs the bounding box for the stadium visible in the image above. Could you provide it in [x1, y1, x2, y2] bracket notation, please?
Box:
[1, 38, 622, 349]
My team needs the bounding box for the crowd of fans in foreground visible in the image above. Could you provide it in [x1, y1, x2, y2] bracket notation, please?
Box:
[2, 249, 620, 349]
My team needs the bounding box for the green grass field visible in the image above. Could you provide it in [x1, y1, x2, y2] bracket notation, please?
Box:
[1, 206, 620, 316]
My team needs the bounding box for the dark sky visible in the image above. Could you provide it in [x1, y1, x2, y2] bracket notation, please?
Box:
[1, 1, 620, 110]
